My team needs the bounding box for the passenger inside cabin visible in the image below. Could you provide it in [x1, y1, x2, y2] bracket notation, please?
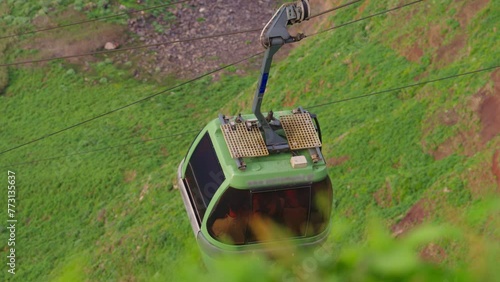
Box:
[282, 189, 308, 236]
[252, 192, 285, 223]
[211, 189, 249, 244]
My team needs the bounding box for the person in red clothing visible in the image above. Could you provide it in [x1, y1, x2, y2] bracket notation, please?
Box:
[211, 190, 250, 244]
[212, 204, 249, 244]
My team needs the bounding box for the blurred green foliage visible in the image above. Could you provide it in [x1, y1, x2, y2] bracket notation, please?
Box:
[171, 218, 498, 282]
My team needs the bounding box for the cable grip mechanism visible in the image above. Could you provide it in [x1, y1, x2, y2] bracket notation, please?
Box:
[260, 0, 311, 48]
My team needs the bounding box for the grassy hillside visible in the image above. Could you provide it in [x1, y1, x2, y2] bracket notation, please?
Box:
[0, 0, 499, 281]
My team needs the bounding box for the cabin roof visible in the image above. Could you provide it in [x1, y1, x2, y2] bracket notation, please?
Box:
[204, 111, 328, 189]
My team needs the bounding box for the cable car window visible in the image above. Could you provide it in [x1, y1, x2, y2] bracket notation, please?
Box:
[208, 186, 313, 245]
[184, 133, 225, 224]
[248, 187, 311, 242]
[307, 177, 333, 236]
[208, 188, 251, 245]
[208, 178, 331, 245]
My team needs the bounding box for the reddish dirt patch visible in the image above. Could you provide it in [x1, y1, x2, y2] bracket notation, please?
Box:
[327, 155, 350, 167]
[25, 10, 127, 64]
[493, 150, 500, 190]
[404, 43, 424, 63]
[373, 181, 394, 208]
[438, 109, 459, 126]
[389, 0, 489, 66]
[413, 71, 429, 82]
[356, 0, 371, 17]
[392, 199, 433, 237]
[479, 95, 500, 143]
[426, 70, 499, 160]
[420, 243, 447, 264]
[456, 0, 490, 27]
[282, 90, 298, 107]
[431, 129, 481, 160]
[493, 69, 500, 94]
[428, 24, 443, 48]
[435, 33, 467, 66]
[464, 160, 497, 199]
[479, 70, 500, 144]
[391, 31, 423, 63]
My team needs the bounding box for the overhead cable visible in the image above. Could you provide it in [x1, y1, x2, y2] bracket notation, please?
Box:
[0, 27, 262, 67]
[308, 0, 362, 19]
[0, 0, 189, 40]
[308, 0, 424, 38]
[307, 65, 499, 109]
[0, 0, 369, 156]
[6, 65, 498, 165]
[0, 51, 264, 156]
[0, 0, 365, 67]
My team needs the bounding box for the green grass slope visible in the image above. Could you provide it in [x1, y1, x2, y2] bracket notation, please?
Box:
[0, 0, 499, 281]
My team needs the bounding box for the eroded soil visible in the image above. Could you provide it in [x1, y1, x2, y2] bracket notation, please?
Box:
[26, 0, 335, 82]
[391, 198, 434, 237]
[426, 69, 500, 161]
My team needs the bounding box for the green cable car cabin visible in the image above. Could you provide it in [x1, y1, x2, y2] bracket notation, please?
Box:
[177, 0, 333, 259]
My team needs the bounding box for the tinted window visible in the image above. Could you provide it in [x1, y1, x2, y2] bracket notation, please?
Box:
[208, 179, 332, 245]
[184, 133, 225, 224]
[307, 177, 333, 236]
[208, 188, 251, 244]
[247, 187, 311, 242]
